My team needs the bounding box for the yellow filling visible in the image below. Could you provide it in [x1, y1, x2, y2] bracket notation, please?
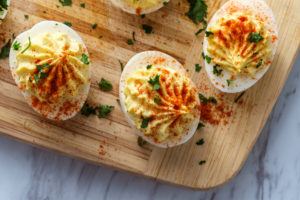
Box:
[207, 13, 273, 76]
[16, 32, 89, 104]
[124, 66, 198, 143]
[124, 0, 162, 9]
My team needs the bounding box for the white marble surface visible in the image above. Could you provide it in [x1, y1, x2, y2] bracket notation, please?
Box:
[0, 54, 299, 200]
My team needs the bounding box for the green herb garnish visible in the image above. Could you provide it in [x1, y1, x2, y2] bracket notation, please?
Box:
[256, 59, 263, 68]
[92, 23, 97, 29]
[0, 39, 11, 59]
[36, 63, 53, 71]
[201, 52, 212, 64]
[199, 160, 206, 165]
[81, 103, 97, 116]
[126, 39, 133, 45]
[0, 0, 8, 11]
[137, 136, 147, 147]
[59, 0, 72, 6]
[21, 37, 31, 54]
[63, 21, 72, 27]
[142, 24, 153, 34]
[141, 117, 150, 128]
[199, 93, 207, 104]
[195, 21, 207, 35]
[33, 74, 40, 83]
[248, 32, 264, 43]
[197, 122, 205, 129]
[148, 74, 160, 90]
[213, 64, 222, 76]
[226, 79, 233, 86]
[80, 3, 85, 8]
[12, 40, 21, 50]
[119, 60, 124, 71]
[205, 31, 213, 37]
[81, 53, 90, 64]
[140, 14, 146, 18]
[185, 0, 207, 24]
[97, 105, 114, 118]
[154, 98, 161, 103]
[208, 96, 217, 104]
[24, 15, 29, 20]
[43, 11, 47, 13]
[195, 64, 202, 72]
[146, 64, 152, 70]
[97, 78, 113, 91]
[163, 1, 168, 5]
[196, 138, 204, 145]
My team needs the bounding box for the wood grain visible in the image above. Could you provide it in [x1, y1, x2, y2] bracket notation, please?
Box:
[0, 0, 299, 190]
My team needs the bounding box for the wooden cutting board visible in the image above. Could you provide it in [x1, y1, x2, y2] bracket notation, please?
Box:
[0, 0, 299, 190]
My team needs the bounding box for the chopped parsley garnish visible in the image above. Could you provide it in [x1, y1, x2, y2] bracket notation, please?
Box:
[116, 99, 120, 104]
[97, 105, 114, 118]
[141, 117, 150, 128]
[97, 78, 113, 91]
[81, 103, 97, 116]
[21, 37, 31, 54]
[13, 41, 21, 51]
[24, 15, 29, 20]
[208, 96, 217, 104]
[199, 160, 206, 165]
[196, 138, 204, 145]
[63, 21, 72, 27]
[92, 23, 97, 29]
[43, 11, 47, 13]
[126, 39, 133, 45]
[256, 59, 263, 68]
[0, 39, 11, 59]
[234, 92, 245, 103]
[39, 72, 48, 79]
[163, 1, 168, 5]
[185, 0, 207, 24]
[146, 64, 152, 70]
[205, 31, 213, 37]
[0, 0, 8, 11]
[154, 98, 161, 103]
[195, 64, 202, 72]
[199, 93, 207, 104]
[195, 25, 206, 35]
[201, 52, 212, 63]
[137, 136, 147, 147]
[197, 122, 205, 129]
[140, 14, 146, 18]
[248, 32, 264, 43]
[36, 63, 53, 71]
[213, 64, 222, 76]
[148, 74, 160, 90]
[142, 24, 153, 34]
[226, 79, 233, 86]
[99, 35, 103, 39]
[81, 53, 90, 64]
[80, 3, 85, 8]
[33, 74, 40, 83]
[59, 0, 72, 6]
[119, 60, 124, 71]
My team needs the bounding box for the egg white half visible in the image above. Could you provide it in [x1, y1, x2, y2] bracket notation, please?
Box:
[111, 0, 169, 15]
[9, 21, 91, 120]
[203, 0, 278, 93]
[0, 0, 10, 22]
[119, 51, 200, 148]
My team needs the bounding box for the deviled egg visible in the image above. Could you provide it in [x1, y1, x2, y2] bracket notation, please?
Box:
[0, 0, 9, 23]
[203, 0, 278, 93]
[9, 21, 91, 120]
[111, 0, 169, 15]
[119, 51, 200, 148]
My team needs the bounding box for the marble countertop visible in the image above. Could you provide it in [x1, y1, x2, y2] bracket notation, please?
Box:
[0, 54, 299, 200]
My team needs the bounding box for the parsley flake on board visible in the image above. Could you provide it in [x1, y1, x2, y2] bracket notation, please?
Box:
[195, 64, 202, 72]
[81, 53, 90, 64]
[196, 138, 204, 145]
[137, 136, 147, 147]
[201, 52, 212, 63]
[92, 23, 98, 29]
[126, 39, 134, 45]
[21, 37, 31, 54]
[199, 160, 206, 165]
[98, 78, 113, 91]
[163, 1, 168, 5]
[24, 15, 29, 20]
[80, 3, 85, 8]
[97, 105, 114, 118]
[119, 60, 124, 71]
[148, 74, 160, 90]
[256, 59, 263, 68]
[142, 24, 153, 34]
[185, 0, 207, 24]
[0, 39, 11, 59]
[140, 14, 146, 18]
[141, 117, 151, 128]
[13, 41, 21, 50]
[199, 93, 207, 104]
[63, 21, 72, 27]
[59, 0, 72, 6]
[81, 103, 97, 116]
[208, 96, 217, 104]
[248, 32, 264, 43]
[197, 122, 205, 129]
[213, 64, 223, 76]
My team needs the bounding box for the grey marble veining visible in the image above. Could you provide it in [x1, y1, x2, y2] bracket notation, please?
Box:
[0, 54, 299, 200]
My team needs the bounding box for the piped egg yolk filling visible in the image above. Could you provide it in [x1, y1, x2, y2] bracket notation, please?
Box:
[207, 13, 273, 76]
[15, 32, 89, 105]
[124, 65, 198, 143]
